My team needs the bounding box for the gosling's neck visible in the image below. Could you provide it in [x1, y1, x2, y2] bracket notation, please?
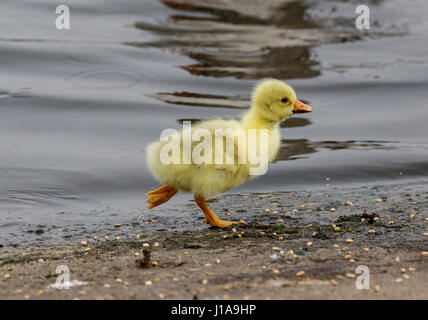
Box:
[241, 108, 281, 131]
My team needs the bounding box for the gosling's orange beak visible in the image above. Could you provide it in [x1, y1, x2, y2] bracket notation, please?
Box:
[293, 99, 313, 114]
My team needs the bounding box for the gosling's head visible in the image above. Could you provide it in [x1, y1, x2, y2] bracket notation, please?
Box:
[251, 79, 312, 122]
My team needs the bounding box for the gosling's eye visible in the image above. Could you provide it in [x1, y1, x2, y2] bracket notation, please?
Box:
[281, 97, 288, 103]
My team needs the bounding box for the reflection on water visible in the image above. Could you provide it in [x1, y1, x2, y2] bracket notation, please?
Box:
[277, 139, 398, 161]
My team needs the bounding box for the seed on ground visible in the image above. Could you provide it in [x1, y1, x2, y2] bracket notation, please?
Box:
[400, 268, 406, 273]
[368, 229, 375, 234]
[183, 251, 189, 255]
[153, 276, 160, 282]
[307, 224, 313, 228]
[93, 236, 98, 240]
[159, 293, 165, 299]
[421, 251, 428, 256]
[330, 280, 337, 286]
[375, 199, 383, 203]
[216, 259, 221, 264]
[344, 255, 351, 260]
[134, 252, 140, 257]
[115, 236, 120, 241]
[278, 237, 284, 241]
[37, 290, 45, 296]
[151, 261, 158, 267]
[403, 274, 410, 280]
[259, 232, 265, 235]
[145, 280, 153, 286]
[408, 267, 416, 272]
[237, 234, 242, 238]
[276, 219, 284, 223]
[172, 277, 179, 282]
[204, 263, 212, 268]
[307, 241, 313, 247]
[84, 247, 91, 252]
[334, 244, 339, 248]
[273, 269, 280, 275]
[329, 208, 336, 213]
[272, 247, 281, 251]
[136, 234, 141, 239]
[346, 239, 354, 243]
[3, 274, 10, 279]
[373, 285, 380, 292]
[231, 228, 236, 233]
[373, 217, 379, 222]
[349, 259, 355, 264]
[123, 281, 129, 286]
[151, 219, 157, 223]
[336, 275, 343, 280]
[393, 200, 399, 203]
[115, 278, 122, 283]
[78, 290, 86, 296]
[81, 241, 88, 246]
[264, 209, 270, 213]
[425, 218, 428, 221]
[334, 227, 341, 231]
[363, 248, 369, 252]
[299, 204, 305, 208]
[114, 223, 121, 228]
[286, 250, 294, 255]
[243, 295, 250, 300]
[410, 214, 416, 219]
[395, 278, 403, 283]
[388, 221, 395, 225]
[346, 273, 356, 279]
[345, 201, 353, 206]
[202, 279, 208, 285]
[223, 235, 228, 239]
[143, 243, 150, 247]
[103, 284, 111, 288]
[395, 256, 401, 261]
[272, 211, 278, 214]
[154, 242, 160, 247]
[226, 212, 232, 216]
[105, 235, 109, 241]
[296, 271, 305, 277]
[423, 233, 428, 236]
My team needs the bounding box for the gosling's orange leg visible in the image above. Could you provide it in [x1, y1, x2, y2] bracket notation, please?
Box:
[146, 184, 177, 209]
[194, 194, 245, 228]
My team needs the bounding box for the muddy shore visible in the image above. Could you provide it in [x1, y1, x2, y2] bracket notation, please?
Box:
[1, 182, 427, 300]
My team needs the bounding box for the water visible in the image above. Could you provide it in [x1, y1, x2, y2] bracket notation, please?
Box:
[0, 0, 427, 247]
